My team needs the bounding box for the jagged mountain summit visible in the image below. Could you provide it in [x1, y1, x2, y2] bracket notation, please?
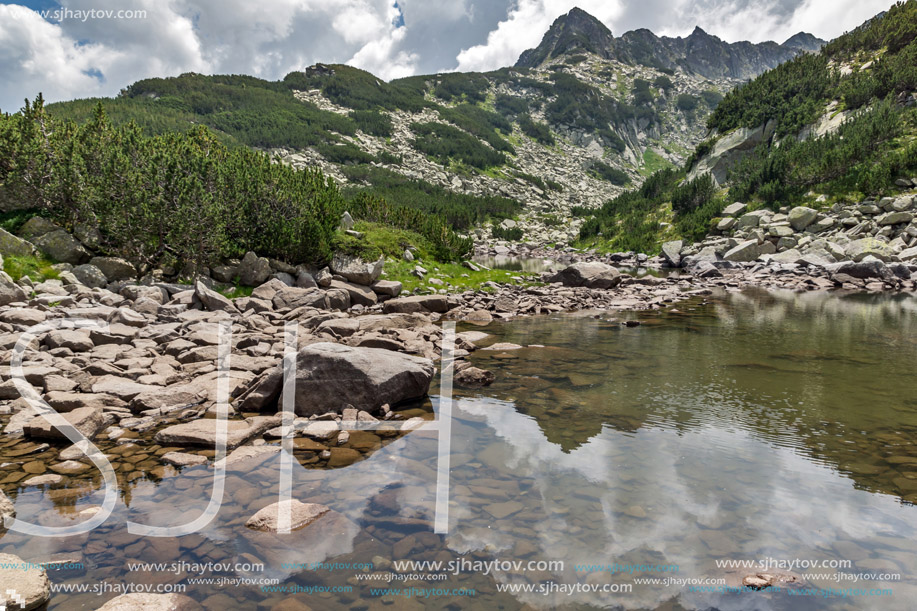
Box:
[516, 7, 826, 80]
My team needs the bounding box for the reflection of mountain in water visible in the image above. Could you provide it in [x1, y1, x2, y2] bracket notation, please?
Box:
[464, 289, 917, 502]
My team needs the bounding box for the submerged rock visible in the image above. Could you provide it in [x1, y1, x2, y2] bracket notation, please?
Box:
[455, 367, 495, 388]
[245, 499, 330, 533]
[95, 593, 202, 611]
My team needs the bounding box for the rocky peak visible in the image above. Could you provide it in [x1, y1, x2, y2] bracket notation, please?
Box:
[517, 8, 825, 80]
[782, 32, 826, 52]
[516, 7, 615, 67]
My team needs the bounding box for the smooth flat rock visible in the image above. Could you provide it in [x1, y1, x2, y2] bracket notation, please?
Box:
[154, 416, 280, 450]
[382, 295, 451, 314]
[91, 376, 161, 400]
[95, 593, 203, 611]
[245, 500, 330, 533]
[24, 407, 111, 441]
[161, 452, 209, 467]
[213, 445, 281, 469]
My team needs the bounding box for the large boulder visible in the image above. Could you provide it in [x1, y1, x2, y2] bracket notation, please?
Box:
[240, 343, 434, 417]
[371, 280, 402, 297]
[845, 238, 896, 262]
[0, 272, 28, 306]
[0, 228, 36, 257]
[832, 260, 890, 280]
[382, 295, 452, 314]
[661, 240, 683, 267]
[24, 406, 111, 441]
[330, 253, 384, 286]
[724, 239, 761, 262]
[0, 553, 50, 611]
[238, 251, 272, 287]
[788, 206, 818, 231]
[272, 287, 331, 310]
[90, 256, 136, 281]
[721, 202, 748, 217]
[550, 262, 621, 289]
[194, 280, 238, 314]
[330, 280, 377, 307]
[34, 229, 91, 265]
[71, 264, 108, 288]
[877, 211, 913, 226]
[770, 248, 803, 265]
[17, 216, 59, 241]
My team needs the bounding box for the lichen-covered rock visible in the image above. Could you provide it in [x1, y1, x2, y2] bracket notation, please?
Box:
[34, 229, 90, 265]
[90, 256, 137, 281]
[330, 253, 384, 286]
[238, 251, 272, 287]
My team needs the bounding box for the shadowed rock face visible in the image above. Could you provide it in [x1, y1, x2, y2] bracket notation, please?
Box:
[516, 7, 617, 67]
[516, 8, 825, 80]
[237, 343, 435, 417]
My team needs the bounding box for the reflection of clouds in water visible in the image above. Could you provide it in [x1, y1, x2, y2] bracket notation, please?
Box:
[454, 397, 917, 610]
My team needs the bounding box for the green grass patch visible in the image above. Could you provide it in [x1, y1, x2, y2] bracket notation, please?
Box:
[217, 284, 255, 299]
[3, 254, 60, 282]
[640, 149, 673, 177]
[382, 258, 535, 293]
[332, 221, 435, 262]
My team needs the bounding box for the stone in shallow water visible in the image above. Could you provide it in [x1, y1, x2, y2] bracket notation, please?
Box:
[480, 342, 523, 351]
[455, 367, 495, 388]
[49, 460, 91, 475]
[0, 553, 50, 610]
[161, 452, 209, 467]
[95, 593, 202, 611]
[23, 473, 64, 486]
[241, 343, 434, 417]
[213, 445, 280, 469]
[24, 406, 111, 441]
[326, 447, 361, 467]
[245, 499, 330, 533]
[0, 489, 14, 520]
[484, 501, 524, 519]
[154, 416, 280, 451]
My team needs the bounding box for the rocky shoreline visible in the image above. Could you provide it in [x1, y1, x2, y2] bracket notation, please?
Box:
[1, 192, 916, 610]
[0, 239, 914, 609]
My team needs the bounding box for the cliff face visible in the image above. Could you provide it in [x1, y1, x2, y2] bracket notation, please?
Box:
[516, 8, 826, 80]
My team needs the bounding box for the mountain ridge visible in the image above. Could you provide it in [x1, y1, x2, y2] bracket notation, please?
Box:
[516, 7, 826, 80]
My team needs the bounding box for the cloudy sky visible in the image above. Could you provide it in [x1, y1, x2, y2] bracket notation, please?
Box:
[0, 0, 895, 111]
